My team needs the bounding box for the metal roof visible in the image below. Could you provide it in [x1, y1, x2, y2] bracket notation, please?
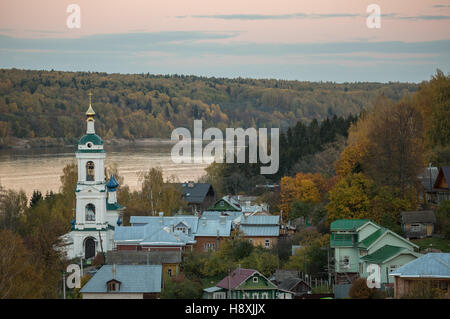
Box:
[79, 133, 104, 145]
[360, 245, 416, 264]
[389, 253, 450, 278]
[81, 265, 162, 293]
[201, 211, 243, 222]
[130, 215, 199, 232]
[238, 215, 280, 225]
[401, 211, 436, 224]
[196, 218, 232, 237]
[330, 219, 370, 231]
[177, 182, 213, 204]
[240, 225, 279, 237]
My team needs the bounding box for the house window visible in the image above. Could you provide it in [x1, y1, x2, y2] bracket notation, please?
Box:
[342, 256, 350, 269]
[411, 224, 421, 232]
[264, 239, 270, 248]
[252, 293, 259, 299]
[249, 239, 253, 245]
[168, 269, 172, 277]
[220, 201, 224, 207]
[107, 281, 120, 292]
[261, 292, 268, 299]
[205, 243, 215, 252]
[253, 277, 259, 283]
[360, 250, 367, 256]
[389, 265, 398, 273]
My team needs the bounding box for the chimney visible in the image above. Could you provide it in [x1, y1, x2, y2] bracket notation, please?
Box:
[201, 217, 206, 226]
[238, 264, 241, 276]
[220, 215, 226, 225]
[159, 212, 164, 223]
[112, 264, 116, 279]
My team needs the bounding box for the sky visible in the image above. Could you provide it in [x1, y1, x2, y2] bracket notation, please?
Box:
[0, 0, 449, 82]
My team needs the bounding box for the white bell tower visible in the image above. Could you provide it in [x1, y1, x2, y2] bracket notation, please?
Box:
[74, 92, 107, 230]
[62, 92, 124, 261]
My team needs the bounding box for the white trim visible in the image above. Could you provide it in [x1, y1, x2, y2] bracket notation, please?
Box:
[367, 229, 419, 251]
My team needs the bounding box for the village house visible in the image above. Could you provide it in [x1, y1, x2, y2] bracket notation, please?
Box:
[208, 195, 242, 212]
[389, 253, 450, 298]
[114, 213, 197, 253]
[203, 266, 293, 299]
[176, 181, 215, 213]
[80, 265, 162, 299]
[105, 250, 182, 281]
[432, 166, 450, 204]
[236, 215, 280, 249]
[330, 219, 421, 294]
[193, 216, 232, 252]
[401, 210, 436, 239]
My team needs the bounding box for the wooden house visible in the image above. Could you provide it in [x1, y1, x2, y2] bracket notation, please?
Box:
[401, 210, 436, 239]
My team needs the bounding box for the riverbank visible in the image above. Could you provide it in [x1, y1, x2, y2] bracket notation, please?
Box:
[5, 136, 177, 150]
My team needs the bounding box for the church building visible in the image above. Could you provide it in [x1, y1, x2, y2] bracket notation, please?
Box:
[62, 94, 124, 260]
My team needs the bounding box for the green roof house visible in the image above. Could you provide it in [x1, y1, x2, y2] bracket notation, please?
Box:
[203, 266, 293, 299]
[208, 195, 242, 212]
[330, 219, 421, 288]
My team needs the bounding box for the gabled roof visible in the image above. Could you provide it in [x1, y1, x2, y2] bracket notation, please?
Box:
[177, 182, 214, 204]
[360, 245, 420, 264]
[209, 196, 242, 211]
[216, 268, 256, 290]
[114, 223, 195, 245]
[80, 265, 162, 293]
[389, 253, 450, 278]
[141, 227, 194, 246]
[418, 167, 439, 192]
[401, 211, 436, 224]
[434, 166, 450, 190]
[358, 228, 388, 249]
[330, 219, 370, 231]
[278, 277, 311, 292]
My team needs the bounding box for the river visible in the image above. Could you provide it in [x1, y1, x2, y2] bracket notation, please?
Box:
[0, 139, 211, 199]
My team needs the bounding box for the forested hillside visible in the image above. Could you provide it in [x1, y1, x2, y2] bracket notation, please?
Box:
[0, 68, 417, 147]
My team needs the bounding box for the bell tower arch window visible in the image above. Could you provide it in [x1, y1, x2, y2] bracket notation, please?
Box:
[85, 204, 96, 222]
[86, 161, 95, 181]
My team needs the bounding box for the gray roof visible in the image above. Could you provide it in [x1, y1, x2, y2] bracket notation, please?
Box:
[401, 211, 436, 224]
[196, 218, 232, 237]
[177, 182, 213, 204]
[106, 250, 182, 265]
[130, 215, 199, 232]
[271, 269, 300, 283]
[278, 277, 311, 292]
[114, 223, 196, 246]
[240, 225, 279, 237]
[203, 286, 223, 293]
[418, 167, 439, 191]
[390, 253, 450, 278]
[201, 211, 243, 222]
[238, 215, 280, 225]
[435, 166, 450, 190]
[81, 265, 162, 293]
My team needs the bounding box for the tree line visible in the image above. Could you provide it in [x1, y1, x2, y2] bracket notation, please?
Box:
[0, 68, 417, 148]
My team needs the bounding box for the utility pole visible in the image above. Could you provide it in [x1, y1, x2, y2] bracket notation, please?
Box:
[62, 272, 66, 299]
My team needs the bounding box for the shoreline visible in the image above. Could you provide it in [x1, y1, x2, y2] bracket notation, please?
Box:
[6, 136, 178, 150]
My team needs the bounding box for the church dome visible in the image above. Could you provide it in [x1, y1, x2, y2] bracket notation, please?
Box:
[106, 175, 119, 189]
[79, 133, 104, 146]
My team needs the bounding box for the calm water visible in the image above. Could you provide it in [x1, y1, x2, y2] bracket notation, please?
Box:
[0, 139, 211, 199]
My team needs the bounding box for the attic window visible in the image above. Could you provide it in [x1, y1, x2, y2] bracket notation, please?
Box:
[107, 281, 120, 292]
[87, 142, 93, 148]
[253, 277, 258, 283]
[220, 201, 224, 207]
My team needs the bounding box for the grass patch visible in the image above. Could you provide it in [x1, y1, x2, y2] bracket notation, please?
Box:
[411, 237, 450, 252]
